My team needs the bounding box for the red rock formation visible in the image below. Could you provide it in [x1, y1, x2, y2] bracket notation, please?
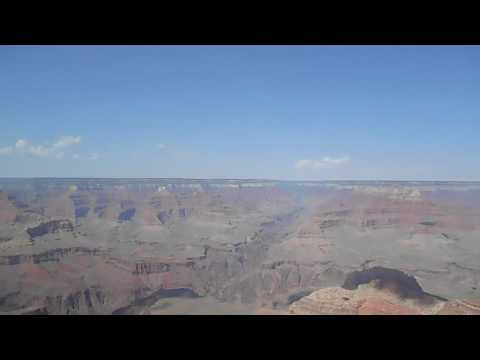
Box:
[358, 298, 421, 315]
[437, 300, 480, 315]
[0, 192, 17, 223]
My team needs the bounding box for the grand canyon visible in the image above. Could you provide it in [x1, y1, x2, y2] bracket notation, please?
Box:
[1, 178, 479, 315]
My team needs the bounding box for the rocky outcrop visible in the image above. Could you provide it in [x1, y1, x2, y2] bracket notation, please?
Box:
[45, 287, 109, 315]
[155, 208, 194, 224]
[157, 209, 174, 224]
[289, 284, 437, 315]
[329, 185, 423, 202]
[342, 267, 426, 300]
[26, 219, 74, 240]
[0, 291, 21, 312]
[437, 299, 480, 315]
[134, 262, 171, 275]
[0, 247, 105, 266]
[0, 191, 17, 223]
[133, 261, 196, 275]
[289, 267, 458, 315]
[118, 208, 136, 221]
[112, 288, 199, 315]
[0, 286, 111, 315]
[290, 283, 480, 315]
[75, 207, 90, 218]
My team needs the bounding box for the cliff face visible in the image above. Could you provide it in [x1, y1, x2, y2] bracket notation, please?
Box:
[342, 267, 426, 299]
[44, 287, 109, 315]
[0, 192, 16, 223]
[0, 247, 104, 266]
[1, 179, 480, 314]
[290, 268, 427, 315]
[26, 220, 74, 240]
[289, 283, 480, 315]
[437, 300, 480, 315]
[289, 267, 479, 315]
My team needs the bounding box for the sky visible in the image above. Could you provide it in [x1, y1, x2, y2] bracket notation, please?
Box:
[0, 45, 479, 180]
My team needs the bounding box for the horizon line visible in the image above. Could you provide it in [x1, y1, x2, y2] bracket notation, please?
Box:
[0, 177, 480, 183]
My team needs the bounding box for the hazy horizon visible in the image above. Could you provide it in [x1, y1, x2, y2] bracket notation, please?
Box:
[1, 176, 480, 182]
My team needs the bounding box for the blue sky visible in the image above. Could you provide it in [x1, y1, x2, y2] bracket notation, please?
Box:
[0, 45, 479, 180]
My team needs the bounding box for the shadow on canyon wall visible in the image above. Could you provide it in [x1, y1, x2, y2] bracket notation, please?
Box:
[342, 266, 448, 304]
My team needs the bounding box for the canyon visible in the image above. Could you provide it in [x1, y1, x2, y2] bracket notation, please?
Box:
[0, 178, 480, 315]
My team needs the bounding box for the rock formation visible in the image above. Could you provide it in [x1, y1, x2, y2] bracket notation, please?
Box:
[1, 179, 480, 314]
[289, 267, 478, 315]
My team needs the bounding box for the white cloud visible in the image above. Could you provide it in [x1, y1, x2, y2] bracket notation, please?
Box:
[0, 135, 82, 159]
[156, 143, 167, 150]
[72, 153, 99, 160]
[52, 136, 81, 150]
[295, 156, 350, 170]
[15, 139, 28, 150]
[0, 147, 13, 155]
[15, 139, 50, 157]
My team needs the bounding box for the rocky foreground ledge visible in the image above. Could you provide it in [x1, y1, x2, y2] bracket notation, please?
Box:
[289, 267, 480, 315]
